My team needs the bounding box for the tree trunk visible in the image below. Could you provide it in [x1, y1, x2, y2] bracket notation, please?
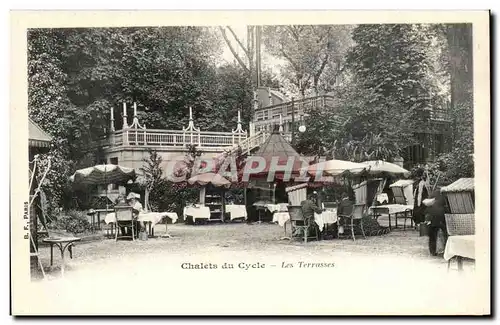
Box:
[446, 23, 473, 140]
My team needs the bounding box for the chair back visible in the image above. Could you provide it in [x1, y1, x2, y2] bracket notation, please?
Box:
[115, 206, 133, 221]
[288, 206, 305, 221]
[323, 202, 338, 209]
[352, 204, 365, 220]
[445, 213, 475, 236]
[392, 187, 407, 205]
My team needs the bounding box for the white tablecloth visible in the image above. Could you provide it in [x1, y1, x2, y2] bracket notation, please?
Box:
[370, 204, 413, 215]
[266, 203, 289, 213]
[272, 209, 338, 231]
[225, 205, 247, 220]
[273, 212, 291, 226]
[444, 235, 475, 261]
[314, 209, 338, 232]
[105, 212, 178, 225]
[183, 206, 211, 222]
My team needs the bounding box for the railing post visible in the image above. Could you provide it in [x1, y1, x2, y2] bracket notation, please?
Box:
[124, 130, 129, 146]
[197, 131, 201, 147]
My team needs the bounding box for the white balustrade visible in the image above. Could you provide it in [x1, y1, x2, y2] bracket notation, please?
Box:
[105, 128, 249, 150]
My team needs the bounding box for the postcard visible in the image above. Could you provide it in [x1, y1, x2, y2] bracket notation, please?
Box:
[10, 10, 490, 315]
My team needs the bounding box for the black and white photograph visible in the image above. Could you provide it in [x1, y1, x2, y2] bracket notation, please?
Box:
[10, 10, 490, 315]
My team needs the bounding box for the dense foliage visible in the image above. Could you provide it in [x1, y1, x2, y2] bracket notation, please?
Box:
[295, 23, 473, 179]
[52, 210, 93, 235]
[263, 25, 353, 96]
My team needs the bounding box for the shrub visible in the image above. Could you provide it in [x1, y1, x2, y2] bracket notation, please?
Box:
[53, 210, 92, 235]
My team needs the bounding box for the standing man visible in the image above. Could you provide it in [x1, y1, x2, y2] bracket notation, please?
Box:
[424, 188, 448, 256]
[412, 168, 429, 226]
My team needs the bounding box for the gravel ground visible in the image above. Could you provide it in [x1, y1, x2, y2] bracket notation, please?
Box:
[22, 222, 480, 315]
[37, 222, 435, 265]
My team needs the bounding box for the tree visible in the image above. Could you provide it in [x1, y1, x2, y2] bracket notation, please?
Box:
[295, 24, 447, 163]
[218, 26, 259, 88]
[427, 23, 474, 183]
[140, 150, 166, 212]
[212, 63, 253, 131]
[262, 25, 353, 97]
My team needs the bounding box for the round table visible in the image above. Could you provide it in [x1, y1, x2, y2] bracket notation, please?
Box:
[42, 237, 81, 276]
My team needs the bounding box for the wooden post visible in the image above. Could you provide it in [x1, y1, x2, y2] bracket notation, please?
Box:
[291, 97, 295, 146]
[244, 184, 247, 207]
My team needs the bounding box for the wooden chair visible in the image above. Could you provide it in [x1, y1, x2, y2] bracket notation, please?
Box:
[288, 206, 319, 243]
[392, 187, 408, 205]
[338, 203, 366, 241]
[115, 206, 135, 241]
[392, 184, 414, 230]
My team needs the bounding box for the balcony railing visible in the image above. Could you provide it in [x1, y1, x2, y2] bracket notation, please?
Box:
[255, 95, 451, 123]
[103, 128, 248, 151]
[254, 95, 337, 121]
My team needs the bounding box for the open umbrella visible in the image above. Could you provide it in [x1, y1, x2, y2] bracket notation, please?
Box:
[362, 160, 410, 176]
[188, 172, 230, 188]
[70, 164, 136, 184]
[69, 164, 137, 209]
[305, 159, 368, 177]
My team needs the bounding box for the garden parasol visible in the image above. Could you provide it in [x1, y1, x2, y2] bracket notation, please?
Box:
[362, 160, 410, 177]
[187, 172, 231, 188]
[305, 159, 368, 177]
[69, 164, 137, 209]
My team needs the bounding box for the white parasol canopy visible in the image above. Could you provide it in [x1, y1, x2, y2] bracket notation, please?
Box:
[69, 164, 137, 185]
[362, 160, 410, 176]
[305, 159, 368, 177]
[187, 172, 230, 188]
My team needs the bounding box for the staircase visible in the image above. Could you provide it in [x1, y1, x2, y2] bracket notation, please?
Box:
[224, 131, 269, 156]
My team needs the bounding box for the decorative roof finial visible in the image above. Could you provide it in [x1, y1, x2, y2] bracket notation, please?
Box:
[110, 107, 115, 132]
[130, 102, 146, 129]
[122, 103, 129, 129]
[183, 106, 200, 132]
[232, 109, 246, 135]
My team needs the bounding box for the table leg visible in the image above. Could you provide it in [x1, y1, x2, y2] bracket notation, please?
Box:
[388, 213, 392, 231]
[457, 257, 464, 271]
[161, 218, 171, 238]
[50, 244, 54, 266]
[279, 221, 291, 241]
[97, 213, 101, 230]
[395, 213, 398, 229]
[60, 245, 65, 276]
